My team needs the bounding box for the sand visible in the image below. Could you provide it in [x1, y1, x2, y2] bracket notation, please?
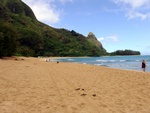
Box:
[0, 57, 150, 113]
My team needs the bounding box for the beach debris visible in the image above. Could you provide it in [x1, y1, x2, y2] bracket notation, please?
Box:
[75, 88, 80, 90]
[15, 58, 24, 61]
[75, 88, 87, 96]
[92, 94, 96, 97]
[15, 58, 18, 61]
[57, 61, 59, 63]
[81, 94, 86, 96]
[75, 88, 85, 91]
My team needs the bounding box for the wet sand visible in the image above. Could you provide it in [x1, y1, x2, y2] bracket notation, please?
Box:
[0, 57, 150, 113]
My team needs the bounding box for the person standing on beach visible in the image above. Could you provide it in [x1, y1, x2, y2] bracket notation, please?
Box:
[142, 60, 146, 72]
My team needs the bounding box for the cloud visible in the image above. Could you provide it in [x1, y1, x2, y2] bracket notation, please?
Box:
[22, 0, 62, 25]
[107, 35, 119, 42]
[113, 0, 150, 20]
[114, 0, 150, 9]
[98, 35, 119, 42]
[59, 0, 73, 4]
[98, 37, 105, 41]
[126, 10, 150, 20]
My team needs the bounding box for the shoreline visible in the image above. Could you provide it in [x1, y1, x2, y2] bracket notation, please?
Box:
[0, 57, 150, 113]
[46, 56, 150, 73]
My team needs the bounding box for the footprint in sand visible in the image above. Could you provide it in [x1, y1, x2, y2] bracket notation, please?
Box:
[75, 88, 80, 90]
[92, 94, 96, 97]
[75, 88, 86, 96]
[75, 88, 97, 97]
[81, 94, 86, 96]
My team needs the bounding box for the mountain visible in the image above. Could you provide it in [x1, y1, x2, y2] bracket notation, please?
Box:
[0, 0, 107, 57]
[87, 32, 106, 52]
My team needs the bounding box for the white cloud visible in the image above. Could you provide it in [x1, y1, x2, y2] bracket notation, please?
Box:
[107, 35, 119, 42]
[98, 37, 104, 41]
[113, 0, 150, 20]
[98, 35, 119, 42]
[114, 0, 150, 9]
[22, 0, 62, 25]
[59, 0, 73, 4]
[126, 10, 150, 20]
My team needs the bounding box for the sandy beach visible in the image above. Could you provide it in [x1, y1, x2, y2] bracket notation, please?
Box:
[0, 57, 150, 113]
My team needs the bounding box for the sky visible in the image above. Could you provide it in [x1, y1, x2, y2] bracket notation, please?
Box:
[21, 0, 150, 55]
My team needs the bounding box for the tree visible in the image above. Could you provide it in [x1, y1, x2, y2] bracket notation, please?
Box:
[110, 49, 140, 56]
[0, 22, 18, 57]
[18, 28, 44, 56]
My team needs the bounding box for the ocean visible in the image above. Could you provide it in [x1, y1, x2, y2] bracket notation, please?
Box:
[53, 55, 150, 72]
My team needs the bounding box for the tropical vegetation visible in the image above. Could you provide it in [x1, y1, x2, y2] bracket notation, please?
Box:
[0, 0, 140, 58]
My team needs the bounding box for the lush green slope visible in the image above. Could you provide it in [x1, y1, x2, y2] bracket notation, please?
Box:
[0, 0, 107, 57]
[110, 50, 140, 56]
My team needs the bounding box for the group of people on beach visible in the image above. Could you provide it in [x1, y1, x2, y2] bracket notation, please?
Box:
[142, 60, 146, 72]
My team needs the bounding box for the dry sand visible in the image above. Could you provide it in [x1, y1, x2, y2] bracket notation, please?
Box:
[0, 57, 150, 113]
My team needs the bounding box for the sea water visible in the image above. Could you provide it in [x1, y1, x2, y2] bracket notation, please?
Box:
[54, 55, 150, 72]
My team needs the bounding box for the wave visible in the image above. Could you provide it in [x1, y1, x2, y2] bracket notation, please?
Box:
[119, 60, 126, 62]
[95, 64, 108, 67]
[54, 55, 150, 72]
[96, 60, 116, 62]
[67, 59, 74, 61]
[96, 59, 148, 63]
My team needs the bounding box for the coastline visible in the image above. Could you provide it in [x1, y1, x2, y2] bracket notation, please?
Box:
[51, 55, 150, 72]
[0, 57, 150, 113]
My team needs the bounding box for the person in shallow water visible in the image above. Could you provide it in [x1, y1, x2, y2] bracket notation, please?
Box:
[142, 60, 146, 72]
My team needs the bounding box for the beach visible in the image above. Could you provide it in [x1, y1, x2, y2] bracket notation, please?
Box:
[0, 57, 150, 113]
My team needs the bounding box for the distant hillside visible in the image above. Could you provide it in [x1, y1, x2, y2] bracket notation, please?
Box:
[0, 0, 107, 57]
[110, 50, 140, 56]
[87, 32, 106, 51]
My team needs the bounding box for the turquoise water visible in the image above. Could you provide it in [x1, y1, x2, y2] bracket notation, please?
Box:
[54, 55, 150, 72]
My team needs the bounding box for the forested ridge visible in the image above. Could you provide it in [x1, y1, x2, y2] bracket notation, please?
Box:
[0, 0, 107, 57]
[0, 0, 140, 57]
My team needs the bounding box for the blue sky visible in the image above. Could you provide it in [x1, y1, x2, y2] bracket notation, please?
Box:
[22, 0, 150, 55]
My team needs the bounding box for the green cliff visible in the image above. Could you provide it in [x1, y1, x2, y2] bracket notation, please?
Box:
[0, 0, 107, 57]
